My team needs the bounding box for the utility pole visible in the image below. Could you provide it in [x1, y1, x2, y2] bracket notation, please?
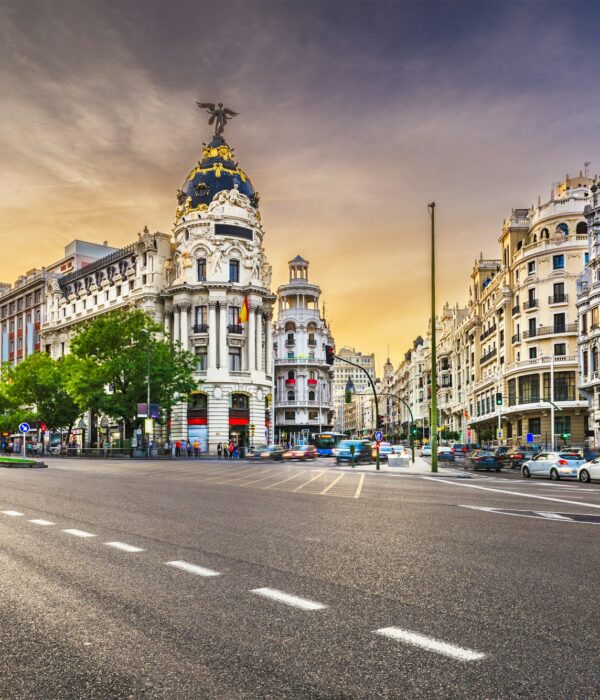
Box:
[429, 202, 438, 473]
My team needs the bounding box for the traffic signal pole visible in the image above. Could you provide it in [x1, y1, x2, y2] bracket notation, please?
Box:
[429, 202, 438, 473]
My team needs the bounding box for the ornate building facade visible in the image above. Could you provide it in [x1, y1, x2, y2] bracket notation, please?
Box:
[42, 112, 276, 451]
[273, 256, 334, 444]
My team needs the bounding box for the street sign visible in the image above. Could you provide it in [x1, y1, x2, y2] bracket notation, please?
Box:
[374, 430, 383, 442]
[526, 433, 534, 443]
[144, 418, 154, 435]
[18, 423, 30, 434]
[497, 430, 502, 439]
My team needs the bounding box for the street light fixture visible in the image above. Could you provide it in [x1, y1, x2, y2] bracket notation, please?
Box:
[140, 328, 152, 459]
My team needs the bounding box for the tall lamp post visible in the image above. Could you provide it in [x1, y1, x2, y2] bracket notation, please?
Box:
[141, 328, 152, 460]
[429, 202, 438, 473]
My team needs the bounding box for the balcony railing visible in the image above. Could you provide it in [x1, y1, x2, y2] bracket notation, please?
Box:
[227, 324, 243, 334]
[512, 305, 520, 315]
[285, 338, 296, 346]
[480, 325, 497, 341]
[548, 293, 568, 304]
[523, 299, 538, 310]
[480, 347, 497, 365]
[506, 392, 576, 407]
[192, 323, 208, 334]
[522, 323, 577, 339]
[511, 333, 520, 344]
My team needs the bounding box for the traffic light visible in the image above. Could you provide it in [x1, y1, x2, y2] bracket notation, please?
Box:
[562, 432, 571, 441]
[325, 345, 335, 365]
[377, 415, 384, 430]
[496, 392, 503, 406]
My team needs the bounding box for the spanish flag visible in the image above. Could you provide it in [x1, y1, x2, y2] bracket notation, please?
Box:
[238, 295, 249, 324]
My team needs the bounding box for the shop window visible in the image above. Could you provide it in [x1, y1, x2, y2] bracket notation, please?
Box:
[230, 393, 249, 410]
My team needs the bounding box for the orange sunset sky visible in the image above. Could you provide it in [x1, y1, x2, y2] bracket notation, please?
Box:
[1, 1, 599, 374]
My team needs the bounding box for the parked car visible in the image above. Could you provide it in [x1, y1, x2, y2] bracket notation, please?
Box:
[254, 445, 285, 461]
[282, 445, 318, 461]
[334, 440, 372, 464]
[419, 444, 432, 457]
[437, 446, 455, 462]
[501, 447, 539, 470]
[578, 456, 600, 483]
[371, 442, 394, 461]
[465, 449, 501, 471]
[521, 451, 586, 480]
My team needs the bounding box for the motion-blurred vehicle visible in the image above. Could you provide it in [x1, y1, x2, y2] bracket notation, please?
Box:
[437, 446, 455, 462]
[465, 449, 501, 471]
[451, 443, 478, 457]
[334, 440, 372, 464]
[255, 445, 285, 461]
[419, 444, 432, 457]
[371, 442, 394, 461]
[521, 451, 586, 480]
[282, 445, 318, 461]
[501, 447, 539, 470]
[577, 456, 600, 483]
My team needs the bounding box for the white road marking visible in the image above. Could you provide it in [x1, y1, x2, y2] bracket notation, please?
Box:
[2, 510, 24, 517]
[62, 528, 96, 538]
[535, 511, 573, 521]
[461, 505, 581, 523]
[375, 627, 485, 661]
[320, 473, 345, 494]
[104, 541, 146, 553]
[262, 470, 307, 489]
[354, 473, 365, 499]
[293, 470, 327, 492]
[166, 560, 221, 577]
[28, 519, 55, 526]
[423, 477, 600, 511]
[251, 587, 326, 611]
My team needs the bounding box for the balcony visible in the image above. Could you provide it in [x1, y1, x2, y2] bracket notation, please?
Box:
[548, 293, 568, 305]
[285, 378, 296, 386]
[522, 323, 577, 339]
[227, 324, 243, 334]
[480, 325, 497, 341]
[480, 347, 497, 365]
[307, 378, 318, 386]
[192, 323, 208, 334]
[285, 338, 296, 346]
[523, 299, 538, 310]
[512, 305, 520, 316]
[511, 333, 520, 344]
[308, 339, 317, 347]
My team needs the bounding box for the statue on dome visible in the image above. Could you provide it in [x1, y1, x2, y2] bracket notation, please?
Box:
[196, 102, 238, 136]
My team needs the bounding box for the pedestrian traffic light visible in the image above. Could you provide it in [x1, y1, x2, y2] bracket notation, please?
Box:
[410, 424, 418, 438]
[562, 432, 571, 441]
[377, 415, 384, 430]
[496, 392, 503, 406]
[325, 345, 335, 365]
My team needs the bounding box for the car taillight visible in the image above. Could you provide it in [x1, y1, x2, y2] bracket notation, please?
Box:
[558, 459, 568, 466]
[514, 454, 523, 459]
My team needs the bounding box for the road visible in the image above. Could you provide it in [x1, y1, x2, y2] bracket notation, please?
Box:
[1, 456, 599, 698]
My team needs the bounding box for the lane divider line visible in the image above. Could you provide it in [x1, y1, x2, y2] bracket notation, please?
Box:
[251, 587, 326, 611]
[262, 470, 307, 489]
[104, 541, 146, 553]
[293, 470, 327, 492]
[28, 519, 55, 526]
[2, 510, 24, 517]
[166, 560, 221, 577]
[62, 528, 96, 538]
[375, 627, 485, 661]
[354, 473, 365, 499]
[320, 473, 345, 495]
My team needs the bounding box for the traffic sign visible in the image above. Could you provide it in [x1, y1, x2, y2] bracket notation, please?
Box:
[526, 433, 534, 443]
[18, 423, 30, 434]
[374, 430, 383, 442]
[497, 430, 502, 439]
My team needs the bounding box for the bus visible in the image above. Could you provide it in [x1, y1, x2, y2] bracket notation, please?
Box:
[313, 432, 346, 457]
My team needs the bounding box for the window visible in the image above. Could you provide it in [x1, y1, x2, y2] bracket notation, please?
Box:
[287, 390, 295, 401]
[287, 370, 295, 380]
[308, 410, 318, 420]
[529, 347, 537, 360]
[528, 318, 537, 336]
[308, 391, 316, 401]
[188, 393, 207, 410]
[553, 255, 565, 270]
[230, 393, 249, 410]
[528, 288, 536, 304]
[228, 306, 240, 327]
[229, 259, 240, 283]
[528, 418, 541, 435]
[195, 305, 207, 326]
[195, 346, 207, 371]
[284, 410, 295, 421]
[229, 347, 242, 371]
[17, 317, 23, 329]
[197, 258, 207, 282]
[583, 351, 589, 376]
[17, 338, 22, 350]
[553, 313, 566, 333]
[554, 343, 566, 357]
[576, 221, 588, 235]
[116, 285, 121, 296]
[553, 282, 565, 302]
[584, 252, 590, 265]
[527, 261, 536, 275]
[593, 307, 599, 329]
[519, 375, 540, 403]
[517, 419, 522, 436]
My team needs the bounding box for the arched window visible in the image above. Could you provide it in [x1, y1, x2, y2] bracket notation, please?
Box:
[287, 390, 295, 401]
[557, 222, 569, 236]
[532, 234, 537, 243]
[230, 393, 249, 410]
[541, 228, 549, 239]
[284, 321, 296, 332]
[308, 391, 315, 401]
[576, 221, 588, 234]
[188, 393, 207, 410]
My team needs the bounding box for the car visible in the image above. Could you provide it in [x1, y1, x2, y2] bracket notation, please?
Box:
[437, 446, 455, 462]
[521, 451, 586, 480]
[451, 443, 478, 457]
[501, 447, 539, 470]
[419, 444, 432, 457]
[465, 449, 501, 471]
[334, 440, 372, 464]
[254, 445, 285, 461]
[578, 456, 600, 483]
[494, 446, 511, 460]
[371, 442, 394, 462]
[559, 447, 600, 462]
[282, 445, 318, 461]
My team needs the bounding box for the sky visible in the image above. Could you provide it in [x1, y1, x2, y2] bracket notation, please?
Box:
[1, 0, 600, 373]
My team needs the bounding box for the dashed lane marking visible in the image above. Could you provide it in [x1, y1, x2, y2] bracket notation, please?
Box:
[354, 473, 365, 499]
[375, 627, 485, 661]
[166, 560, 221, 577]
[28, 519, 55, 526]
[202, 467, 269, 484]
[104, 541, 146, 553]
[319, 473, 345, 495]
[292, 470, 327, 492]
[236, 470, 281, 486]
[2, 510, 24, 517]
[262, 470, 307, 489]
[62, 528, 96, 538]
[251, 587, 326, 611]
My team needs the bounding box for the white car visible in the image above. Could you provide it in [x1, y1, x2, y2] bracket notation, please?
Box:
[577, 456, 600, 483]
[521, 451, 586, 480]
[419, 444, 432, 457]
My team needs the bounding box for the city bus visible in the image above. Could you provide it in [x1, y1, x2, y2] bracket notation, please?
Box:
[313, 432, 346, 457]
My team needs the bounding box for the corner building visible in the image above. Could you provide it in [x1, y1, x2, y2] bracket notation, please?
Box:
[43, 125, 275, 451]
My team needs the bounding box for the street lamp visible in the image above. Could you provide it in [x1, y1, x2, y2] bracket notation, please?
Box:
[140, 328, 152, 459]
[429, 202, 438, 473]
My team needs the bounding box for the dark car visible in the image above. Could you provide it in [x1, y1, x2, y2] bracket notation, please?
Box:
[501, 447, 538, 469]
[466, 449, 501, 471]
[335, 440, 372, 464]
[451, 443, 476, 457]
[494, 446, 511, 460]
[253, 445, 285, 461]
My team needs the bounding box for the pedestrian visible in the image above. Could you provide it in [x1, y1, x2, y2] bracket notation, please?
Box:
[228, 440, 234, 459]
[193, 439, 200, 457]
[187, 440, 193, 458]
[217, 442, 222, 459]
[175, 440, 181, 457]
[163, 439, 170, 456]
[233, 443, 239, 459]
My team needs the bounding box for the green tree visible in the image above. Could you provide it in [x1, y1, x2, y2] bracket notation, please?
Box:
[68, 309, 197, 436]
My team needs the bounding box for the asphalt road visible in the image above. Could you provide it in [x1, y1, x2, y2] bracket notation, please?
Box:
[1, 457, 600, 698]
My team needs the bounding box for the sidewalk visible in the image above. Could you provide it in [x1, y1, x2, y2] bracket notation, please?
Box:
[335, 455, 468, 477]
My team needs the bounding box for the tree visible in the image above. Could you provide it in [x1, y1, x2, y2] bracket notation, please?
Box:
[68, 309, 197, 437]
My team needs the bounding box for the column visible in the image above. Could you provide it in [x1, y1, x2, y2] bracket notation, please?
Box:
[208, 301, 217, 369]
[256, 309, 263, 372]
[218, 302, 228, 370]
[180, 305, 189, 351]
[265, 313, 273, 373]
[248, 304, 256, 372]
[173, 307, 180, 345]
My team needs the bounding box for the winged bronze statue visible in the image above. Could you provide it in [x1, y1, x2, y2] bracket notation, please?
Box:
[196, 102, 239, 136]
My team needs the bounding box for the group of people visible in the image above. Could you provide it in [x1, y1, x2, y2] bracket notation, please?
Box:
[162, 439, 244, 458]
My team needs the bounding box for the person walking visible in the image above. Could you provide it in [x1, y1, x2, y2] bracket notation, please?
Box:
[228, 440, 234, 459]
[175, 440, 181, 457]
[233, 443, 240, 459]
[193, 439, 200, 457]
[217, 442, 222, 459]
